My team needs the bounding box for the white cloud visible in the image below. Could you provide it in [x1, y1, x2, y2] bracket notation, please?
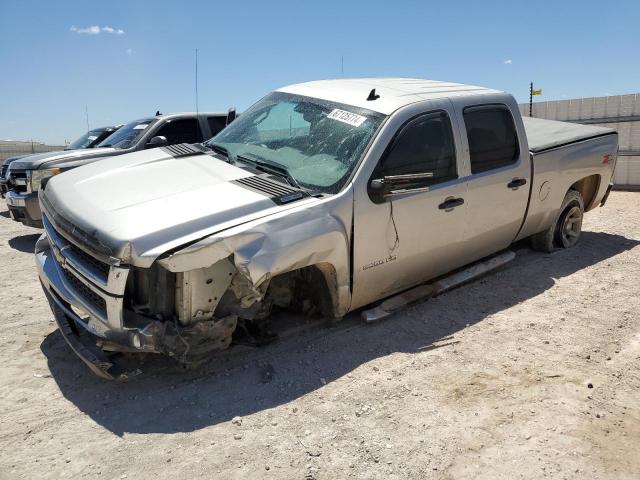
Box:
[102, 26, 125, 35]
[70, 25, 100, 34]
[70, 25, 125, 35]
[504, 59, 513, 65]
[126, 48, 133, 56]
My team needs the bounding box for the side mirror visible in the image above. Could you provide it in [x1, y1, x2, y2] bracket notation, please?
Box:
[145, 135, 168, 149]
[368, 172, 434, 203]
[369, 178, 386, 204]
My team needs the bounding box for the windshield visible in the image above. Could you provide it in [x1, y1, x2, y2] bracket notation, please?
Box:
[206, 92, 385, 193]
[98, 118, 156, 150]
[67, 129, 110, 150]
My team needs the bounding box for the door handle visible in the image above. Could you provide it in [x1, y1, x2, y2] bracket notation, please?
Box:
[438, 197, 465, 210]
[507, 178, 527, 189]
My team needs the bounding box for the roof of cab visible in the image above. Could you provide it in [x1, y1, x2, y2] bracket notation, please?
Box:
[278, 78, 502, 115]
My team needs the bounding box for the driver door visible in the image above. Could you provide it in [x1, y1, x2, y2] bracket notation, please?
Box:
[351, 107, 469, 309]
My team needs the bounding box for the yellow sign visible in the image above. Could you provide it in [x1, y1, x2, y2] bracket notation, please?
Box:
[532, 89, 543, 95]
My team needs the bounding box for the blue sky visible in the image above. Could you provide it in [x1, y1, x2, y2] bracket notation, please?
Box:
[1, 0, 639, 144]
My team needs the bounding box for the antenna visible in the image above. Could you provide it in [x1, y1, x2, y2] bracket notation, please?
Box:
[195, 48, 200, 140]
[341, 55, 344, 76]
[85, 105, 90, 131]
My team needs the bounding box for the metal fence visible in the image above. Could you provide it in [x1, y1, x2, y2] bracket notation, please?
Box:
[520, 93, 640, 187]
[0, 141, 66, 162]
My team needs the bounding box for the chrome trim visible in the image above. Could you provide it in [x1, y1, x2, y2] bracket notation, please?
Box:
[5, 191, 27, 207]
[42, 215, 130, 295]
[384, 172, 434, 182]
[41, 214, 129, 330]
[386, 186, 430, 196]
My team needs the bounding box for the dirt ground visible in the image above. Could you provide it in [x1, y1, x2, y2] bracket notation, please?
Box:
[0, 192, 639, 480]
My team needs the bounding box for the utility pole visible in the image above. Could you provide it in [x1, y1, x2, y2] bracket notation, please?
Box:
[529, 82, 533, 118]
[529, 83, 542, 117]
[85, 105, 90, 131]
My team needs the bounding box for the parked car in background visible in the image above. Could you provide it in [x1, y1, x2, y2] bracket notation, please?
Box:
[0, 126, 120, 199]
[35, 78, 617, 379]
[1, 155, 25, 198]
[6, 112, 230, 227]
[64, 126, 121, 150]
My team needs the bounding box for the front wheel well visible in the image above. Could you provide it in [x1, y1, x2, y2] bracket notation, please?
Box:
[266, 263, 340, 318]
[570, 174, 600, 212]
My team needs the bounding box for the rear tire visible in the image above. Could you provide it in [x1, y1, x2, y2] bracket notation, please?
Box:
[531, 190, 584, 252]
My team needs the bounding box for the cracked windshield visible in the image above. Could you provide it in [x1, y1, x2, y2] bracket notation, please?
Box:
[208, 92, 385, 193]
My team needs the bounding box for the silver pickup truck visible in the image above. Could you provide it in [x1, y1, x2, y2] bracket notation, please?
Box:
[6, 112, 228, 227]
[35, 78, 617, 379]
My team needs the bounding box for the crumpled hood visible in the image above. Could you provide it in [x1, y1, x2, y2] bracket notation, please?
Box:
[42, 147, 317, 267]
[11, 147, 118, 170]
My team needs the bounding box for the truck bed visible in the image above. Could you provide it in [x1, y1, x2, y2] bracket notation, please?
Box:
[523, 116, 615, 153]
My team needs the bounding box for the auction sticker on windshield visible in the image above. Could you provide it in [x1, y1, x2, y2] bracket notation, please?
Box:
[133, 124, 149, 130]
[327, 109, 367, 127]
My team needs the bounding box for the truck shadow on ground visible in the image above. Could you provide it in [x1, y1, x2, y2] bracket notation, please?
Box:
[8, 233, 40, 253]
[40, 231, 638, 437]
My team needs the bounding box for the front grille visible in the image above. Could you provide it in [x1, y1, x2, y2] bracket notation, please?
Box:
[60, 267, 107, 316]
[67, 243, 111, 277]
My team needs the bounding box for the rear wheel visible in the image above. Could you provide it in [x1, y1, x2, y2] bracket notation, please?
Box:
[531, 190, 584, 252]
[555, 202, 583, 248]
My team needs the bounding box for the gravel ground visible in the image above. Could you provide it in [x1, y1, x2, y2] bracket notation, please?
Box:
[0, 192, 639, 480]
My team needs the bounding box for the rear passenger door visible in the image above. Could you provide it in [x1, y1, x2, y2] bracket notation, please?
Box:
[457, 103, 530, 259]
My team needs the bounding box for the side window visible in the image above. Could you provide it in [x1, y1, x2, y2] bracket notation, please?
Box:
[463, 106, 519, 174]
[207, 116, 227, 137]
[378, 111, 457, 185]
[155, 119, 201, 145]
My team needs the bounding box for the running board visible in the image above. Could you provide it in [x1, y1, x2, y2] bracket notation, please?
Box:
[362, 250, 516, 323]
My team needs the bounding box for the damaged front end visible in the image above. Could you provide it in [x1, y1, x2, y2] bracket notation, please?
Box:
[36, 190, 352, 379]
[121, 258, 242, 361]
[36, 175, 351, 379]
[35, 218, 246, 379]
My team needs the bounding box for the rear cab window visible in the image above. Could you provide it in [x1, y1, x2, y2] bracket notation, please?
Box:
[463, 105, 519, 174]
[207, 116, 227, 137]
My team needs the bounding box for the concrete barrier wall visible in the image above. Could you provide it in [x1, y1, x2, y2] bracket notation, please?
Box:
[520, 93, 640, 187]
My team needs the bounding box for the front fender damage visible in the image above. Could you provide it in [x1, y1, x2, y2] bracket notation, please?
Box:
[157, 207, 352, 319]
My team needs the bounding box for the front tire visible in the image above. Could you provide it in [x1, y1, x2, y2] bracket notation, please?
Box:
[531, 190, 584, 252]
